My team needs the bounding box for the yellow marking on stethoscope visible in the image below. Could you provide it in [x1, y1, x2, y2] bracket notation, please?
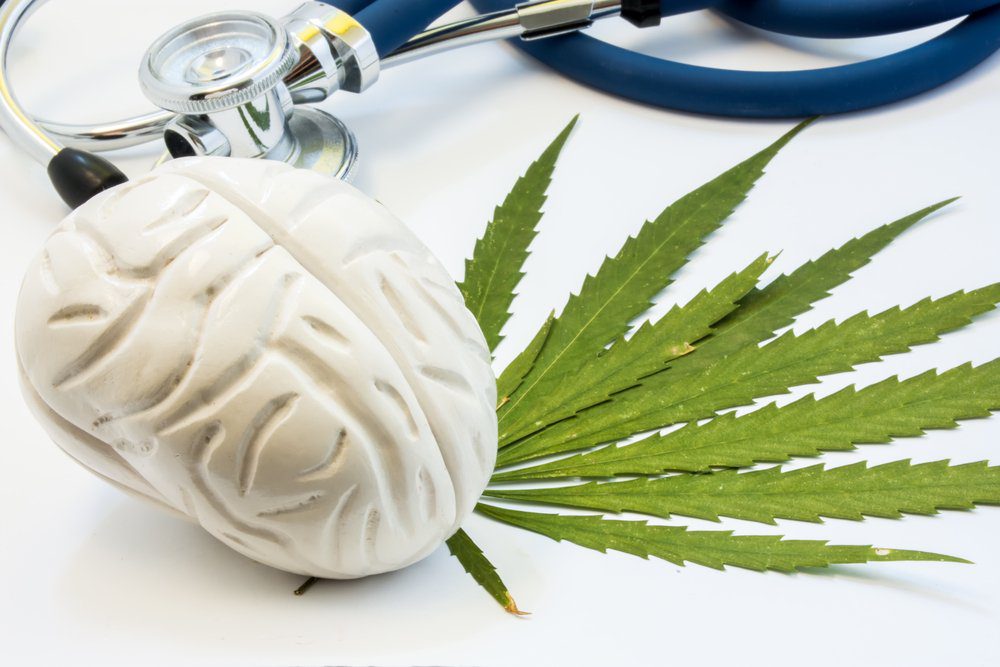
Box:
[293, 14, 365, 51]
[323, 12, 366, 40]
[298, 24, 322, 42]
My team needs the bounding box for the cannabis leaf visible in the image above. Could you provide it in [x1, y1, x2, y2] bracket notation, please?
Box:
[491, 201, 955, 462]
[497, 285, 1000, 467]
[497, 120, 814, 443]
[496, 312, 554, 407]
[446, 529, 526, 616]
[446, 118, 1000, 614]
[706, 201, 955, 354]
[493, 360, 1000, 480]
[458, 117, 578, 352]
[476, 504, 967, 571]
[497, 254, 772, 441]
[485, 460, 1000, 524]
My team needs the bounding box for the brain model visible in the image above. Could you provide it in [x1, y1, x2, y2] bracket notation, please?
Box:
[15, 157, 498, 578]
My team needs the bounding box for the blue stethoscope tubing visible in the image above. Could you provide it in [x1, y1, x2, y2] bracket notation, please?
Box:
[327, 0, 1000, 118]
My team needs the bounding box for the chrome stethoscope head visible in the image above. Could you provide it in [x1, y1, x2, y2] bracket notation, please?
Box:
[138, 3, 380, 179]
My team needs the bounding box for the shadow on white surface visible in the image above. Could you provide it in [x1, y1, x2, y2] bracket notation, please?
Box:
[52, 498, 514, 655]
[800, 563, 992, 615]
[54, 492, 994, 635]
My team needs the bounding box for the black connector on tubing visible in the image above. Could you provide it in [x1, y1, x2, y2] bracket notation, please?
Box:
[621, 0, 662, 28]
[47, 148, 129, 209]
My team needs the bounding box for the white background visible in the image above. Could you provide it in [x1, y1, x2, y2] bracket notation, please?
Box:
[2, 2, 1000, 665]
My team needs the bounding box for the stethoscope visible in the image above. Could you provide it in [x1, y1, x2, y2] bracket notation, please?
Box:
[1, 0, 999, 208]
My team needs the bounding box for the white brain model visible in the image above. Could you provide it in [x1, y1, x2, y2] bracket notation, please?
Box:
[15, 157, 498, 578]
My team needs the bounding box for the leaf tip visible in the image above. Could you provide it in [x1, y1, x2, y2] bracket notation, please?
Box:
[773, 116, 819, 150]
[795, 115, 821, 133]
[940, 554, 975, 565]
[555, 114, 581, 144]
[504, 592, 531, 616]
[873, 547, 972, 565]
[922, 197, 962, 218]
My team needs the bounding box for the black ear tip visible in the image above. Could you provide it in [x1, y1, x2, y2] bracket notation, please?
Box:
[47, 148, 128, 209]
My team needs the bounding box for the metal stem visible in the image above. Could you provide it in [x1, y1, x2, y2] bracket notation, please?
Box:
[384, 0, 620, 66]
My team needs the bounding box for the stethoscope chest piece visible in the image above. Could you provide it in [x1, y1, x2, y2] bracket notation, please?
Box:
[139, 7, 366, 179]
[285, 107, 358, 180]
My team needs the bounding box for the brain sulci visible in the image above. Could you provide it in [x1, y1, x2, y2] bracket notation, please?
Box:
[15, 157, 498, 578]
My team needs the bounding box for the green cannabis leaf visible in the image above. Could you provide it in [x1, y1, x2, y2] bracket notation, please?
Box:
[484, 460, 1000, 524]
[497, 285, 1000, 468]
[497, 120, 814, 444]
[448, 118, 1000, 614]
[499, 253, 772, 439]
[476, 503, 967, 571]
[493, 360, 1000, 480]
[458, 117, 578, 352]
[496, 312, 554, 406]
[446, 529, 526, 616]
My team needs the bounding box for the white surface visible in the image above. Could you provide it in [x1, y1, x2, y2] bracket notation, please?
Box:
[15, 156, 496, 579]
[2, 2, 1000, 666]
